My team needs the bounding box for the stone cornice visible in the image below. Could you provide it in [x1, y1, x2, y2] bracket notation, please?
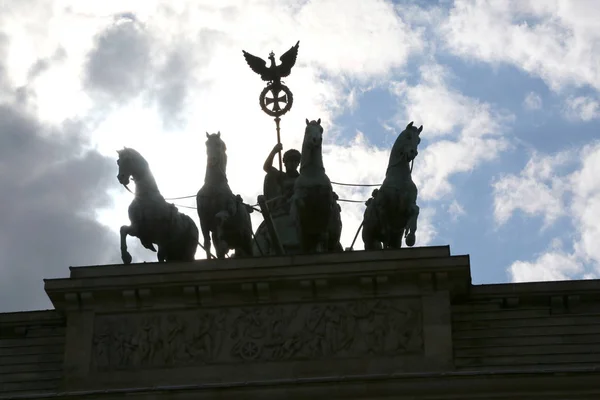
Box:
[43, 247, 471, 313]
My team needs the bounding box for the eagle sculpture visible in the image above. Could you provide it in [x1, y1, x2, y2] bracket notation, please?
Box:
[242, 40, 300, 84]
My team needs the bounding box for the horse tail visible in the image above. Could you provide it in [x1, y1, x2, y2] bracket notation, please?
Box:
[181, 213, 199, 261]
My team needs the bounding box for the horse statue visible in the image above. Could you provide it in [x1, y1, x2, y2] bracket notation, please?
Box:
[116, 148, 199, 264]
[290, 118, 343, 253]
[362, 121, 422, 250]
[196, 132, 254, 259]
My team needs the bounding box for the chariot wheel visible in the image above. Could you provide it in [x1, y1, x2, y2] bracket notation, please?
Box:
[239, 340, 261, 361]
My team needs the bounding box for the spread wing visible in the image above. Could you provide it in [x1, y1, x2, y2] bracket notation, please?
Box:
[242, 50, 269, 80]
[277, 40, 300, 78]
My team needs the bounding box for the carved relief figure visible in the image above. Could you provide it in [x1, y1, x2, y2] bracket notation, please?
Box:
[290, 119, 343, 253]
[116, 148, 199, 264]
[91, 299, 422, 370]
[196, 132, 254, 259]
[362, 122, 422, 250]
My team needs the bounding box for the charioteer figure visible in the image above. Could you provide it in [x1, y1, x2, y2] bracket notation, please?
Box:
[262, 142, 301, 216]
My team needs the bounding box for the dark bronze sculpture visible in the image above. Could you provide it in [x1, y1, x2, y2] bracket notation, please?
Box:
[290, 119, 343, 253]
[196, 132, 254, 259]
[112, 43, 427, 262]
[242, 41, 299, 118]
[242, 41, 299, 84]
[243, 40, 300, 171]
[252, 143, 302, 255]
[263, 142, 301, 215]
[362, 122, 422, 250]
[116, 148, 199, 264]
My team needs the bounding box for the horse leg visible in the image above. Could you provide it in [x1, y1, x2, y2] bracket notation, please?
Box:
[405, 204, 420, 247]
[157, 246, 167, 262]
[237, 230, 254, 258]
[189, 227, 200, 262]
[390, 231, 403, 249]
[317, 231, 329, 253]
[211, 228, 229, 259]
[200, 223, 212, 260]
[141, 240, 157, 252]
[374, 202, 390, 249]
[120, 225, 135, 265]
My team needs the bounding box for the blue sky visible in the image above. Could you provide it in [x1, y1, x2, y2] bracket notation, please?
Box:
[1, 0, 599, 311]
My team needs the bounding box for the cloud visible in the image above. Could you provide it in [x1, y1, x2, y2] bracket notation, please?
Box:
[448, 200, 465, 222]
[496, 143, 600, 282]
[391, 63, 513, 200]
[84, 17, 152, 103]
[564, 96, 600, 121]
[441, 0, 600, 92]
[0, 101, 122, 312]
[492, 151, 573, 227]
[509, 251, 585, 283]
[523, 91, 542, 110]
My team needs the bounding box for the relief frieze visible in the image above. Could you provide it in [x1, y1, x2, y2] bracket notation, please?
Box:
[91, 299, 423, 370]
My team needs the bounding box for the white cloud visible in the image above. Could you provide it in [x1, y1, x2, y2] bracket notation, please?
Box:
[523, 91, 542, 110]
[509, 251, 584, 283]
[448, 200, 465, 221]
[564, 96, 600, 121]
[492, 151, 573, 227]
[498, 143, 600, 282]
[441, 0, 600, 92]
[391, 63, 513, 200]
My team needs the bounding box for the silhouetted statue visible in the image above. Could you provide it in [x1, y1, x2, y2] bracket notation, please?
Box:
[362, 122, 422, 250]
[290, 118, 343, 253]
[242, 41, 300, 85]
[196, 132, 254, 259]
[116, 148, 199, 264]
[263, 142, 301, 216]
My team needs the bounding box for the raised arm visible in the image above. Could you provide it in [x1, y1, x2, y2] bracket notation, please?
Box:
[263, 142, 283, 173]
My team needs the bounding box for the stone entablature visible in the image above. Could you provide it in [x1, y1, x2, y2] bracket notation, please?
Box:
[42, 246, 467, 392]
[2, 246, 600, 399]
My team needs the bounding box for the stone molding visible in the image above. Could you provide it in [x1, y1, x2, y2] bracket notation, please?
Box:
[44, 246, 470, 314]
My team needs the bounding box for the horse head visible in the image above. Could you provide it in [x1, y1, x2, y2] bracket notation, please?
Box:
[116, 147, 148, 186]
[388, 121, 422, 168]
[205, 131, 227, 172]
[304, 118, 323, 147]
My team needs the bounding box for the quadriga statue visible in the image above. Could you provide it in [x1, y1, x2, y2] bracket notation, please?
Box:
[253, 119, 343, 255]
[116, 148, 199, 264]
[362, 121, 422, 250]
[196, 132, 254, 259]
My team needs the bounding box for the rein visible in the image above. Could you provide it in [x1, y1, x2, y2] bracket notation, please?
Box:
[122, 184, 134, 195]
[388, 153, 416, 173]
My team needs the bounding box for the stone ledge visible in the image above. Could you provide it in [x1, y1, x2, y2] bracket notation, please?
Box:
[471, 280, 600, 297]
[67, 246, 452, 279]
[0, 310, 62, 325]
[459, 280, 600, 310]
[43, 248, 470, 313]
[2, 367, 599, 400]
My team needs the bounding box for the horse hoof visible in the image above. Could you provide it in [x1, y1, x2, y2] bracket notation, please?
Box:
[122, 252, 133, 265]
[406, 233, 416, 247]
